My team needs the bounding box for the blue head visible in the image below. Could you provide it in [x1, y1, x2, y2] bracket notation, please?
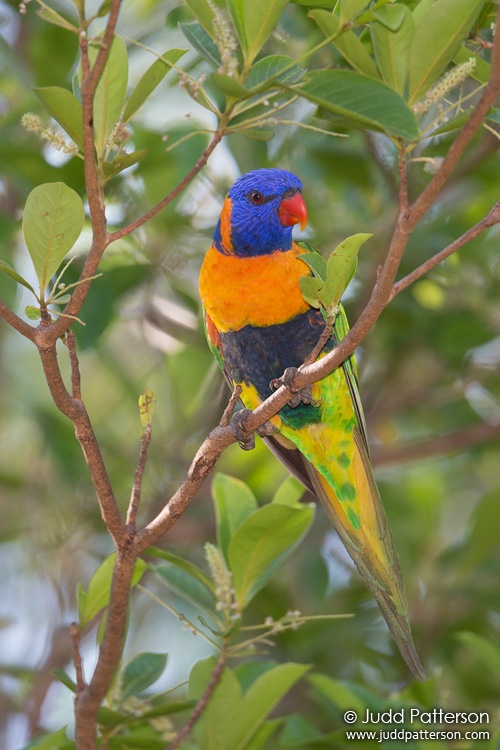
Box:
[213, 168, 307, 257]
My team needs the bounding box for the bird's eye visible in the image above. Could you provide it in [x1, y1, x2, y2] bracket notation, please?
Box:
[250, 191, 264, 205]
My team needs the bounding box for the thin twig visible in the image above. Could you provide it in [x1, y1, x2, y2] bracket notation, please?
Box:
[37, 344, 125, 545]
[304, 321, 333, 366]
[106, 127, 226, 244]
[70, 622, 86, 693]
[126, 424, 153, 529]
[372, 420, 500, 467]
[66, 330, 82, 400]
[219, 385, 242, 427]
[166, 652, 226, 750]
[391, 200, 500, 300]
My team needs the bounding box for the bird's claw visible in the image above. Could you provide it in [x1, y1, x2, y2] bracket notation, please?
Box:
[256, 420, 278, 437]
[230, 409, 255, 450]
[230, 409, 278, 449]
[270, 367, 317, 408]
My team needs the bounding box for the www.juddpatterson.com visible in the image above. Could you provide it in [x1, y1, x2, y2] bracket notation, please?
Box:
[343, 709, 490, 743]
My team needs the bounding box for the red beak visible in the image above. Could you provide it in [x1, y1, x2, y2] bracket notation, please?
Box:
[278, 191, 308, 231]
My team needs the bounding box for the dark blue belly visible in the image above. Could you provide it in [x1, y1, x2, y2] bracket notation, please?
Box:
[219, 308, 328, 426]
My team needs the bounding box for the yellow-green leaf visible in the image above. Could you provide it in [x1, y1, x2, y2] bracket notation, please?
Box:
[408, 0, 485, 105]
[88, 35, 128, 155]
[22, 182, 84, 295]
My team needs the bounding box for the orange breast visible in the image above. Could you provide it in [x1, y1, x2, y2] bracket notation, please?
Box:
[199, 242, 311, 332]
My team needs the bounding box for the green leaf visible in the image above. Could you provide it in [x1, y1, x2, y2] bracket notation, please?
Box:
[0, 260, 37, 296]
[228, 503, 314, 607]
[97, 0, 112, 17]
[300, 242, 359, 312]
[88, 35, 128, 155]
[121, 652, 168, 701]
[34, 86, 83, 149]
[103, 149, 148, 179]
[52, 670, 76, 693]
[371, 6, 415, 93]
[281, 714, 326, 744]
[23, 726, 73, 750]
[296, 69, 419, 140]
[36, 6, 78, 32]
[371, 3, 407, 32]
[122, 49, 187, 123]
[197, 663, 310, 750]
[180, 22, 221, 70]
[272, 477, 305, 507]
[408, 0, 485, 105]
[325, 233, 372, 306]
[339, 0, 370, 23]
[147, 548, 215, 593]
[25, 306, 41, 320]
[227, 0, 289, 64]
[183, 0, 217, 36]
[76, 582, 87, 623]
[246, 55, 305, 90]
[456, 632, 500, 683]
[22, 182, 84, 295]
[80, 554, 147, 627]
[155, 563, 218, 620]
[188, 656, 218, 700]
[454, 46, 491, 85]
[212, 73, 252, 99]
[212, 473, 258, 562]
[309, 10, 380, 79]
[298, 276, 324, 309]
[297, 250, 327, 279]
[307, 673, 366, 714]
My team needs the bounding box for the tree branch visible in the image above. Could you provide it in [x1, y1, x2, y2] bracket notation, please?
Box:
[0, 300, 36, 341]
[126, 424, 152, 529]
[391, 199, 500, 300]
[36, 343, 125, 545]
[74, 550, 137, 750]
[106, 127, 225, 244]
[407, 2, 500, 231]
[166, 652, 226, 750]
[372, 420, 500, 467]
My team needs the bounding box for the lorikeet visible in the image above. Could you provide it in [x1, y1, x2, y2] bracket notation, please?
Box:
[199, 168, 424, 681]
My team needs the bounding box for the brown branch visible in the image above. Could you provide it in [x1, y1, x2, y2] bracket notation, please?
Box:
[304, 320, 333, 365]
[407, 3, 500, 231]
[126, 424, 152, 529]
[136, 15, 500, 547]
[0, 300, 36, 341]
[219, 385, 242, 427]
[372, 420, 500, 467]
[166, 652, 226, 750]
[136, 424, 234, 551]
[391, 199, 500, 300]
[36, 343, 125, 545]
[66, 330, 82, 400]
[106, 128, 226, 244]
[71, 622, 86, 693]
[74, 550, 137, 750]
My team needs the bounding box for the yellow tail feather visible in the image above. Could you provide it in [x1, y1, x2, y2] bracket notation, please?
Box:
[305, 429, 425, 682]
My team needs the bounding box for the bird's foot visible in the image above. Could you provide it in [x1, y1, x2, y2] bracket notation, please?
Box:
[230, 409, 278, 450]
[230, 409, 255, 450]
[270, 367, 319, 408]
[256, 420, 279, 437]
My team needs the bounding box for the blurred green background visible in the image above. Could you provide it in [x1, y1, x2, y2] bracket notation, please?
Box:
[1, 0, 499, 747]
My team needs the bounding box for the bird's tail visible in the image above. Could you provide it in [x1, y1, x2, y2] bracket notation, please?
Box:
[305, 428, 425, 682]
